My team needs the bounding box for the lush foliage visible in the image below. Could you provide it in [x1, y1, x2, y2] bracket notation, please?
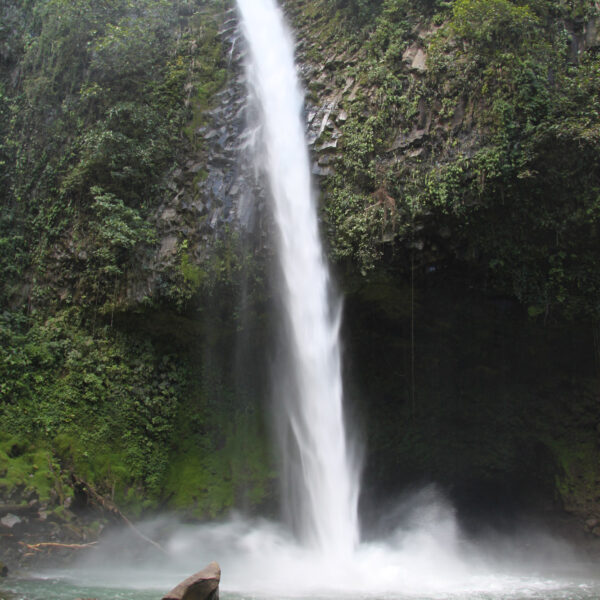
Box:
[287, 0, 600, 516]
[2, 0, 599, 524]
[0, 307, 274, 514]
[0, 433, 64, 504]
[0, 0, 229, 311]
[315, 0, 600, 321]
[0, 0, 275, 517]
[1, 310, 182, 500]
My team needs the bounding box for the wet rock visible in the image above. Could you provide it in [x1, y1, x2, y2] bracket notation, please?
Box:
[316, 139, 338, 152]
[312, 163, 334, 177]
[388, 128, 427, 152]
[188, 162, 206, 174]
[162, 562, 221, 600]
[403, 44, 427, 72]
[160, 208, 178, 223]
[451, 98, 466, 131]
[0, 504, 38, 517]
[0, 561, 7, 577]
[585, 17, 600, 49]
[0, 514, 21, 529]
[411, 49, 427, 71]
[407, 148, 424, 158]
[210, 208, 223, 229]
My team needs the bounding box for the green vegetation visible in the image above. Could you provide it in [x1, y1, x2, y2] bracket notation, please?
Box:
[0, 0, 275, 519]
[0, 434, 64, 504]
[0, 0, 230, 312]
[289, 0, 600, 520]
[1, 0, 599, 528]
[1, 310, 182, 503]
[0, 307, 274, 515]
[165, 411, 274, 518]
[315, 0, 600, 322]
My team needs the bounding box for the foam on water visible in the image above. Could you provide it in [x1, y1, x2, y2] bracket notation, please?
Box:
[37, 489, 594, 599]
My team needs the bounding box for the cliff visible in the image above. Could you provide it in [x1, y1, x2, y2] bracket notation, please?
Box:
[0, 0, 599, 565]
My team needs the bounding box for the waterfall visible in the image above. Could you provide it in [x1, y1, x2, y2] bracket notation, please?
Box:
[236, 0, 360, 555]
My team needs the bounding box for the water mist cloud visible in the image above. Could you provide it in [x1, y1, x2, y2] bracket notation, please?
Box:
[48, 487, 597, 599]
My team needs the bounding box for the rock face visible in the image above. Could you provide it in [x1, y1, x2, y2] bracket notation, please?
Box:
[126, 9, 254, 306]
[126, 8, 273, 309]
[0, 514, 21, 529]
[162, 562, 221, 600]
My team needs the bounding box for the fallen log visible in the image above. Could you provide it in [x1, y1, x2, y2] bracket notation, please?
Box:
[19, 541, 98, 552]
[71, 476, 165, 554]
[162, 562, 221, 600]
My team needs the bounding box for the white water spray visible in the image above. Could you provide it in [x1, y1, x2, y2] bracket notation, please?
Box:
[236, 0, 360, 555]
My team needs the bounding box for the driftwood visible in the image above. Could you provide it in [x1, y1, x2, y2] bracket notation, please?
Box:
[19, 541, 98, 552]
[72, 475, 166, 554]
[162, 562, 221, 600]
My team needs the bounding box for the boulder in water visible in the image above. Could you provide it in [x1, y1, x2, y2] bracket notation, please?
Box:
[162, 562, 220, 600]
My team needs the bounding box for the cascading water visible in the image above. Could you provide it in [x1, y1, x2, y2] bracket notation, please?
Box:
[235, 0, 360, 556]
[19, 5, 597, 600]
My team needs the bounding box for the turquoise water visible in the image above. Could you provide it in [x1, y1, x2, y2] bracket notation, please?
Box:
[1, 577, 159, 600]
[2, 575, 600, 600]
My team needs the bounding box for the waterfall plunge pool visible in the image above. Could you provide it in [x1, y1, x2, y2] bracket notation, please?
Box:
[2, 509, 599, 600]
[3, 572, 600, 600]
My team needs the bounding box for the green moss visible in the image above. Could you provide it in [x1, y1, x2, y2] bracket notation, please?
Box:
[0, 434, 62, 502]
[180, 251, 206, 291]
[164, 453, 234, 518]
[0, 310, 190, 508]
[53, 433, 133, 503]
[164, 412, 275, 519]
[548, 438, 600, 510]
[183, 21, 228, 149]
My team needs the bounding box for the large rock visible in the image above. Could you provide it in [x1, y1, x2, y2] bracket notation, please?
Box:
[0, 514, 22, 529]
[585, 17, 600, 49]
[162, 562, 221, 600]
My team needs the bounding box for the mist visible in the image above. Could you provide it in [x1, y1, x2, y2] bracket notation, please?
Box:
[26, 486, 593, 599]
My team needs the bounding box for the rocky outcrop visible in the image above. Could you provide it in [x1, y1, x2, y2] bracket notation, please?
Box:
[566, 14, 600, 61]
[125, 8, 250, 306]
[126, 7, 274, 309]
[289, 9, 459, 206]
[162, 562, 221, 600]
